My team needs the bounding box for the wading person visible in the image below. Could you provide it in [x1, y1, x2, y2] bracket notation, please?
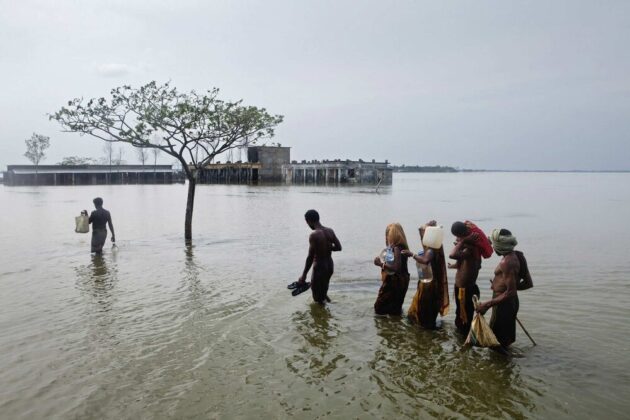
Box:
[87, 197, 115, 254]
[373, 223, 410, 315]
[403, 221, 449, 329]
[449, 221, 482, 335]
[296, 210, 342, 303]
[476, 229, 533, 350]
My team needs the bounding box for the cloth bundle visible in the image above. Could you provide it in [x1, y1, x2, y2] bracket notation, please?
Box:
[465, 295, 500, 348]
[489, 228, 518, 254]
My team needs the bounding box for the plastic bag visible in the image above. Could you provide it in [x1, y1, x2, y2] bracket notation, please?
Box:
[75, 214, 89, 233]
[465, 295, 500, 347]
[379, 247, 395, 275]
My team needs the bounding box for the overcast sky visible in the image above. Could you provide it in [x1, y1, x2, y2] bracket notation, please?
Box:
[1, 0, 628, 170]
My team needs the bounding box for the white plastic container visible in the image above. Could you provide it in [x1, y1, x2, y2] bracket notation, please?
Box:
[422, 225, 443, 249]
[75, 214, 89, 233]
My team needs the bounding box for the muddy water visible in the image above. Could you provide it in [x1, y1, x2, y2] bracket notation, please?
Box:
[1, 173, 629, 419]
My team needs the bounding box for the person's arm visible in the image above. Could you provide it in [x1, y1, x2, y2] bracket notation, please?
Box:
[477, 259, 518, 313]
[516, 252, 533, 290]
[330, 230, 342, 252]
[403, 248, 434, 264]
[449, 241, 469, 260]
[298, 234, 315, 283]
[88, 211, 94, 224]
[462, 232, 480, 246]
[107, 212, 116, 242]
[518, 272, 533, 291]
[373, 256, 383, 268]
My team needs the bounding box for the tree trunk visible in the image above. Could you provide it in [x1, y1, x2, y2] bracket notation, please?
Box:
[185, 177, 196, 242]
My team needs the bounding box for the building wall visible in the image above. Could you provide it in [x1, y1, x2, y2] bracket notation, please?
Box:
[247, 146, 290, 182]
[3, 165, 174, 186]
[282, 161, 392, 185]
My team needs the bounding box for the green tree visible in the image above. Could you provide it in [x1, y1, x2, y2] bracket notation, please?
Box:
[58, 156, 96, 165]
[50, 81, 283, 242]
[24, 133, 50, 185]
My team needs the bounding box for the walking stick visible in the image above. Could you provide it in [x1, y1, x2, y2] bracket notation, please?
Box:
[489, 279, 537, 346]
[516, 317, 537, 346]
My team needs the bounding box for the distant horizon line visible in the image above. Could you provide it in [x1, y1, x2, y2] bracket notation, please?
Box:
[459, 169, 630, 173]
[391, 165, 630, 173]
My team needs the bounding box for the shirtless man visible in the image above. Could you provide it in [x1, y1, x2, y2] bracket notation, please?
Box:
[297, 210, 342, 304]
[477, 229, 532, 349]
[449, 221, 481, 335]
[86, 197, 115, 255]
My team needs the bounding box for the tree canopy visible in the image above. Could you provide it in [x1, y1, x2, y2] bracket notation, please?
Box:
[50, 81, 283, 241]
[24, 133, 50, 185]
[58, 156, 97, 165]
[24, 133, 50, 166]
[50, 81, 283, 180]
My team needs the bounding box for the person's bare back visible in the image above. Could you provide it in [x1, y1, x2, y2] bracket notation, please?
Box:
[298, 210, 342, 303]
[310, 226, 341, 260]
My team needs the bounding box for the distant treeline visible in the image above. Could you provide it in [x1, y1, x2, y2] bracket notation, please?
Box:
[391, 165, 458, 173]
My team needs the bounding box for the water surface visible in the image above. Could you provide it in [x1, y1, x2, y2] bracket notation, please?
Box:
[1, 173, 629, 419]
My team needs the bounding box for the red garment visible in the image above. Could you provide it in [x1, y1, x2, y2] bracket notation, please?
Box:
[465, 221, 493, 259]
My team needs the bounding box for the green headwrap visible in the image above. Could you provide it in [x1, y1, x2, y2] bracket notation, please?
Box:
[489, 228, 518, 254]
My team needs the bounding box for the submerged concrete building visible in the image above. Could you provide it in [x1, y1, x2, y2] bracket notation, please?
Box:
[282, 159, 392, 185]
[197, 145, 392, 185]
[3, 165, 175, 186]
[248, 146, 291, 182]
[196, 162, 262, 184]
[198, 146, 290, 183]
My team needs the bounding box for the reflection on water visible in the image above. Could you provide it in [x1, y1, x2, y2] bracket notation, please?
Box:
[75, 254, 118, 313]
[179, 244, 208, 312]
[74, 254, 120, 358]
[370, 317, 537, 418]
[288, 304, 348, 382]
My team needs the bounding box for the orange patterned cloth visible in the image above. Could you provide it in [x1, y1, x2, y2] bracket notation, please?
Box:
[407, 247, 449, 328]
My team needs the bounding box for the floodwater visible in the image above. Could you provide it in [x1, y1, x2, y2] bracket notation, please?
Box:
[1, 173, 629, 419]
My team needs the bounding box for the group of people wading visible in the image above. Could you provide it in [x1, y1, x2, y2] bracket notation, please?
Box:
[295, 210, 533, 353]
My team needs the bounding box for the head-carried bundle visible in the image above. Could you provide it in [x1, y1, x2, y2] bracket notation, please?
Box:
[489, 228, 517, 254]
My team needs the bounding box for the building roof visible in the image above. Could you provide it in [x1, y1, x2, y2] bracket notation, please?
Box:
[6, 165, 174, 175]
[201, 162, 262, 169]
[248, 145, 291, 150]
[284, 160, 390, 167]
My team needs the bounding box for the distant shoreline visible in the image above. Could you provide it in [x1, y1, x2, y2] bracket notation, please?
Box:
[392, 166, 630, 174]
[460, 170, 630, 173]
